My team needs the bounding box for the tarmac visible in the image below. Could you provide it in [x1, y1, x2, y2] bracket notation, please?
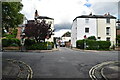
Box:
[1, 48, 120, 79]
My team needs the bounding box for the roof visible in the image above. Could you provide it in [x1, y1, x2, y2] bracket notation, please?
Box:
[27, 20, 35, 23]
[116, 20, 120, 23]
[37, 16, 54, 20]
[73, 14, 116, 21]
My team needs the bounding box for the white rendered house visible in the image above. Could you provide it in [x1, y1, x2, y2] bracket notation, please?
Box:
[71, 13, 116, 47]
[34, 10, 54, 42]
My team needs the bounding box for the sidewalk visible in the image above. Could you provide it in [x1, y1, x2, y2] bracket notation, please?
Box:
[2, 59, 33, 79]
[102, 62, 120, 80]
[2, 48, 59, 53]
[71, 47, 118, 52]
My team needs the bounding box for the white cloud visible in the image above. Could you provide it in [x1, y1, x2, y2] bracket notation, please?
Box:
[20, 0, 119, 30]
[54, 29, 71, 37]
[21, 0, 92, 24]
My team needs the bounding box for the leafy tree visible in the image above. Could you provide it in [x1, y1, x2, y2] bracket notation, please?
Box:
[87, 36, 96, 40]
[24, 20, 53, 42]
[2, 2, 24, 32]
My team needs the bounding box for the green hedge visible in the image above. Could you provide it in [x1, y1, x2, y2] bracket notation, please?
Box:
[76, 39, 111, 50]
[24, 39, 36, 46]
[26, 42, 47, 50]
[86, 40, 99, 50]
[97, 41, 111, 50]
[2, 29, 18, 38]
[2, 38, 21, 47]
[76, 40, 84, 49]
[25, 39, 54, 50]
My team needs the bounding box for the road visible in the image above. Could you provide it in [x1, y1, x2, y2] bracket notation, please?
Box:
[2, 47, 118, 78]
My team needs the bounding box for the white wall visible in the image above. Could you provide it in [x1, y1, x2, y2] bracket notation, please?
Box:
[71, 19, 77, 47]
[61, 37, 71, 42]
[77, 18, 97, 40]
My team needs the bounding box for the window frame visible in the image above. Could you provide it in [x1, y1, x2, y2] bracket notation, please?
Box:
[106, 27, 110, 35]
[85, 28, 89, 33]
[106, 18, 110, 23]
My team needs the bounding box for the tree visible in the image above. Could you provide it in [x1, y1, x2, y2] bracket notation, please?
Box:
[2, 2, 24, 32]
[24, 20, 53, 42]
[87, 36, 96, 40]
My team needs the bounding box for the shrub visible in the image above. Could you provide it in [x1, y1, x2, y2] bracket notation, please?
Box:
[97, 41, 111, 50]
[24, 39, 36, 46]
[2, 29, 18, 38]
[2, 38, 21, 47]
[4, 34, 16, 38]
[76, 40, 84, 49]
[87, 36, 96, 40]
[76, 39, 111, 50]
[10, 43, 19, 47]
[86, 40, 99, 50]
[12, 29, 18, 37]
[26, 42, 54, 50]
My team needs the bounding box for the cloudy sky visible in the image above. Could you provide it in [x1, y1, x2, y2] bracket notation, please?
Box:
[20, 0, 119, 36]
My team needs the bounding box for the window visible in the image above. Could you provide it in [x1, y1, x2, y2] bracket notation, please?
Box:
[98, 37, 101, 39]
[106, 27, 110, 35]
[106, 18, 110, 23]
[85, 28, 89, 33]
[106, 37, 110, 41]
[85, 18, 89, 23]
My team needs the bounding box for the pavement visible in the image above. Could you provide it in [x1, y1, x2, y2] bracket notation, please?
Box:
[2, 59, 33, 79]
[2, 47, 119, 79]
[3, 48, 59, 53]
[102, 62, 120, 80]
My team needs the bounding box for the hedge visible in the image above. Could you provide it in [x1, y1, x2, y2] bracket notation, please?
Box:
[2, 29, 18, 38]
[2, 38, 21, 47]
[24, 39, 54, 50]
[24, 39, 36, 46]
[76, 39, 111, 50]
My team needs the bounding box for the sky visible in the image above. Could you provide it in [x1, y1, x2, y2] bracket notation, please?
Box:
[20, 0, 119, 37]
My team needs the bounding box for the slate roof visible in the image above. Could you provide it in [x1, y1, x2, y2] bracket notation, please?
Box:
[116, 20, 120, 23]
[37, 16, 54, 20]
[73, 14, 116, 21]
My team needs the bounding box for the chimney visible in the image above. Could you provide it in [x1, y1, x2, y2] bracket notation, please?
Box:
[35, 10, 39, 18]
[89, 12, 92, 16]
[104, 13, 107, 16]
[107, 12, 110, 15]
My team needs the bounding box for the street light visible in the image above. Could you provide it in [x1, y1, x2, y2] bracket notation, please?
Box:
[20, 33, 25, 51]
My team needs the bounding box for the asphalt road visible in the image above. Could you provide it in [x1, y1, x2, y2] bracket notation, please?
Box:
[2, 47, 118, 78]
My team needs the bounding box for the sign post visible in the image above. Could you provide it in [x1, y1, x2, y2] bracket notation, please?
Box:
[84, 35, 87, 49]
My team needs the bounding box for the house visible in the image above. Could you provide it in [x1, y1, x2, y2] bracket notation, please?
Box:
[71, 13, 116, 47]
[34, 10, 54, 42]
[116, 19, 120, 35]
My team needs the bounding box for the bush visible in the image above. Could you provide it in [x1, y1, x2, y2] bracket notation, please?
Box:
[2, 29, 18, 38]
[97, 41, 111, 50]
[24, 39, 36, 46]
[10, 43, 19, 47]
[2, 38, 21, 47]
[86, 40, 99, 50]
[87, 36, 96, 40]
[76, 40, 84, 49]
[12, 29, 18, 37]
[76, 39, 111, 50]
[26, 42, 54, 50]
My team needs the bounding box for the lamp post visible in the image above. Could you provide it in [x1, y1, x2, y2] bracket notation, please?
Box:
[84, 35, 87, 49]
[21, 33, 25, 52]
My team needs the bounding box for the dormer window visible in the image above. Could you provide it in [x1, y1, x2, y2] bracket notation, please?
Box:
[106, 18, 110, 23]
[85, 18, 89, 23]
